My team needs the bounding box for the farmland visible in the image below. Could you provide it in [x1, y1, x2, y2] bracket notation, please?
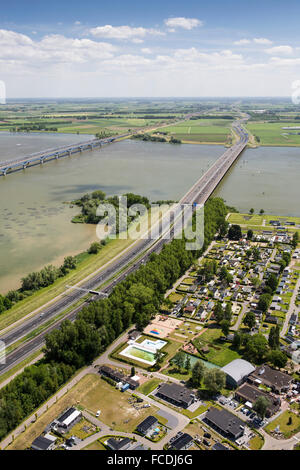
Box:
[246, 121, 300, 147]
[159, 118, 234, 144]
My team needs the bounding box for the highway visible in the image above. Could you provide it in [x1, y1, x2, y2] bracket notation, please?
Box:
[0, 121, 248, 376]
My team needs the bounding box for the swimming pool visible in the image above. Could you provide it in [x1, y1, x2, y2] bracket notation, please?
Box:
[120, 338, 167, 365]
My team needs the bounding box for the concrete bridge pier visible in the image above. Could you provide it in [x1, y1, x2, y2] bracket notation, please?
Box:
[55, 153, 59, 160]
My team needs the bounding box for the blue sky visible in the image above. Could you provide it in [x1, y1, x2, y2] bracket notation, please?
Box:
[0, 0, 300, 97]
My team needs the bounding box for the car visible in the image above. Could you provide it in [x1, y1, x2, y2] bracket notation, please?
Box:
[96, 410, 101, 417]
[204, 432, 211, 439]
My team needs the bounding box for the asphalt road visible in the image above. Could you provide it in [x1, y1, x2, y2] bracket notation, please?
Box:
[0, 122, 248, 376]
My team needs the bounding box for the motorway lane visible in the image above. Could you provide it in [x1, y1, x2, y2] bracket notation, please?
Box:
[0, 123, 249, 375]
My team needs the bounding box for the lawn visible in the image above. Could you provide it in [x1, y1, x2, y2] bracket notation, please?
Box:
[193, 327, 241, 367]
[64, 417, 97, 440]
[265, 410, 300, 438]
[84, 439, 106, 451]
[248, 434, 264, 450]
[80, 377, 160, 433]
[138, 378, 161, 396]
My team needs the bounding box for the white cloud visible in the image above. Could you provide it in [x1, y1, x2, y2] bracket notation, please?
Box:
[234, 39, 251, 45]
[254, 38, 273, 45]
[90, 25, 164, 41]
[164, 17, 203, 31]
[265, 45, 294, 55]
[141, 48, 152, 54]
[0, 30, 116, 67]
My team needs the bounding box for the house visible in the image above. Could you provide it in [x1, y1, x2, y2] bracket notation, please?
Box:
[156, 383, 195, 409]
[53, 407, 82, 433]
[106, 438, 132, 451]
[136, 416, 158, 436]
[99, 365, 139, 390]
[265, 315, 279, 324]
[290, 314, 298, 325]
[235, 383, 281, 417]
[129, 330, 141, 341]
[170, 433, 194, 450]
[248, 365, 292, 394]
[31, 434, 57, 451]
[212, 442, 229, 451]
[203, 407, 245, 441]
[221, 359, 255, 388]
[184, 305, 196, 315]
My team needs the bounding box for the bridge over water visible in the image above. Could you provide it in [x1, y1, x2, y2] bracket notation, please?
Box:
[0, 133, 130, 176]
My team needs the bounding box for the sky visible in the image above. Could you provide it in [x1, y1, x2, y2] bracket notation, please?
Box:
[1, 0, 300, 98]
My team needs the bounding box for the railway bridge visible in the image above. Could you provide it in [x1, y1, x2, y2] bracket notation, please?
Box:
[0, 133, 129, 176]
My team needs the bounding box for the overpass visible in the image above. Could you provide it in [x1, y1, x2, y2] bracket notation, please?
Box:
[0, 134, 130, 176]
[0, 121, 249, 375]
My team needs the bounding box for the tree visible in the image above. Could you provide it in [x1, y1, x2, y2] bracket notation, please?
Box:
[224, 303, 233, 322]
[267, 350, 287, 369]
[249, 208, 254, 215]
[219, 221, 229, 238]
[244, 311, 256, 330]
[154, 350, 164, 366]
[214, 302, 224, 324]
[252, 247, 261, 262]
[265, 274, 279, 293]
[244, 334, 269, 363]
[191, 361, 205, 387]
[221, 320, 230, 337]
[185, 355, 191, 372]
[253, 396, 270, 419]
[228, 225, 242, 241]
[203, 369, 226, 394]
[173, 352, 185, 371]
[131, 366, 136, 377]
[292, 232, 299, 249]
[260, 209, 265, 215]
[232, 332, 242, 351]
[88, 242, 102, 254]
[62, 256, 77, 271]
[268, 326, 280, 350]
[247, 229, 254, 240]
[258, 294, 272, 313]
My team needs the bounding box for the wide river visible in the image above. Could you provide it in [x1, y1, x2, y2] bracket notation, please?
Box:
[0, 132, 299, 293]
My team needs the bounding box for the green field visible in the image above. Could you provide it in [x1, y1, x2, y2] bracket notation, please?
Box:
[161, 119, 233, 144]
[246, 121, 300, 146]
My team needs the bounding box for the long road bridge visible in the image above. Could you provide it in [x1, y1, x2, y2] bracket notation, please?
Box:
[0, 112, 200, 176]
[0, 133, 130, 176]
[0, 121, 249, 376]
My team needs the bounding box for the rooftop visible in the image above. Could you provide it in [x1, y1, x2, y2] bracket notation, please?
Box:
[221, 359, 255, 384]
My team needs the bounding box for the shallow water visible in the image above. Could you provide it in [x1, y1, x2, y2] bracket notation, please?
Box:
[0, 135, 299, 293]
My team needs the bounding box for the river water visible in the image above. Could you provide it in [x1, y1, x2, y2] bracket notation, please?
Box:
[0, 133, 299, 293]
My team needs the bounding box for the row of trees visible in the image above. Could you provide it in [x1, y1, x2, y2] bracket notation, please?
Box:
[172, 353, 227, 395]
[0, 198, 229, 441]
[0, 256, 78, 315]
[232, 331, 287, 368]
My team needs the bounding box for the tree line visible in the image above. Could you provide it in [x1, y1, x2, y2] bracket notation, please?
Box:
[0, 197, 229, 441]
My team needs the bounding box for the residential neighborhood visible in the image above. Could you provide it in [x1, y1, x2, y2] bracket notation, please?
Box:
[3, 214, 299, 453]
